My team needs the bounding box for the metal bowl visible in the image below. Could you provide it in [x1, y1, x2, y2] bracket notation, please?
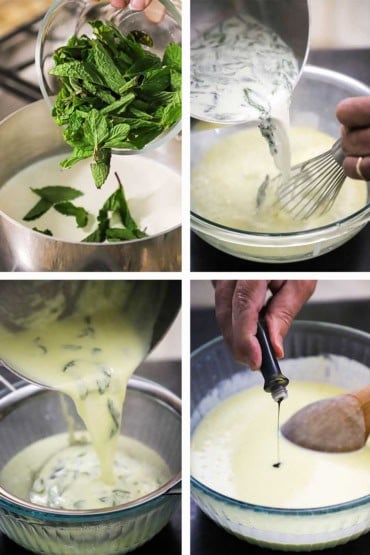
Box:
[0, 376, 181, 555]
[0, 99, 181, 271]
[191, 65, 370, 263]
[191, 321, 370, 551]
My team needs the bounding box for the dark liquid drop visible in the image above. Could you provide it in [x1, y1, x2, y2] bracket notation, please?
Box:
[273, 400, 282, 468]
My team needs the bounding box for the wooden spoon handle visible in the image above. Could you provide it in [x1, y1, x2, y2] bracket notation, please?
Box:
[347, 385, 370, 436]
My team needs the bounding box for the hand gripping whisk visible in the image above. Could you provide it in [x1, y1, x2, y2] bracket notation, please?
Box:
[275, 138, 346, 220]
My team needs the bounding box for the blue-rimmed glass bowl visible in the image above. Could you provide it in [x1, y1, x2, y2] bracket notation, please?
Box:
[191, 66, 370, 263]
[191, 321, 370, 551]
[0, 376, 181, 555]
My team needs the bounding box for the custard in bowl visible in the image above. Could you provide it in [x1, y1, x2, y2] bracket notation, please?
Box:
[191, 66, 370, 263]
[191, 322, 370, 550]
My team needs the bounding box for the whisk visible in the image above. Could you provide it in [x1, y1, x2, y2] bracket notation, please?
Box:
[275, 138, 346, 220]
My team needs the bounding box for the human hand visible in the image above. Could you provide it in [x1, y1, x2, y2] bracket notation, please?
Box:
[109, 0, 165, 23]
[214, 280, 317, 370]
[336, 96, 370, 181]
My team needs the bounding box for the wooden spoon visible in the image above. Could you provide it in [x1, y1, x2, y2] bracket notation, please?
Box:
[281, 385, 370, 452]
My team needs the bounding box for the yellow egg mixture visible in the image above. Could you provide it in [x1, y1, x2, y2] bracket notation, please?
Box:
[191, 126, 367, 232]
[191, 381, 370, 509]
[0, 282, 171, 509]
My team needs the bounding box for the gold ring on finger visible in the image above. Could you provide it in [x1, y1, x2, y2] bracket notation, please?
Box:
[355, 156, 366, 180]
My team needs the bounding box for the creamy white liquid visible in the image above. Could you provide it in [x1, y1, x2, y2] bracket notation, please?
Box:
[192, 381, 370, 508]
[0, 153, 181, 242]
[191, 14, 299, 178]
[0, 282, 165, 489]
[1, 433, 171, 510]
[192, 126, 367, 232]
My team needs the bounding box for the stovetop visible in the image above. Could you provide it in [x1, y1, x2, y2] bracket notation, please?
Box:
[0, 13, 43, 121]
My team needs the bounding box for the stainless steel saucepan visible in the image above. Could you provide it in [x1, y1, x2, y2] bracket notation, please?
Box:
[0, 100, 181, 272]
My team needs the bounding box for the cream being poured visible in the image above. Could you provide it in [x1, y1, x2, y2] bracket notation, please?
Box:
[191, 14, 299, 179]
[0, 282, 166, 490]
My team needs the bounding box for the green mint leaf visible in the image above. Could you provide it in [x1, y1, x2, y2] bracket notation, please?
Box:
[23, 198, 53, 221]
[102, 123, 130, 148]
[31, 186, 84, 203]
[82, 228, 103, 242]
[106, 228, 137, 241]
[50, 61, 105, 86]
[91, 148, 111, 188]
[50, 20, 182, 188]
[54, 202, 89, 228]
[92, 39, 125, 93]
[32, 227, 53, 236]
[125, 53, 161, 76]
[158, 90, 181, 128]
[100, 93, 136, 116]
[140, 67, 171, 96]
[84, 109, 110, 147]
[170, 68, 181, 91]
[163, 43, 181, 70]
[111, 172, 140, 230]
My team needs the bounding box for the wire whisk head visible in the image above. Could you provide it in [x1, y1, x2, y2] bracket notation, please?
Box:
[274, 139, 346, 220]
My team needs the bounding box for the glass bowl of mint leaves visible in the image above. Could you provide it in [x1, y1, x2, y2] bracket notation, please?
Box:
[35, 0, 182, 188]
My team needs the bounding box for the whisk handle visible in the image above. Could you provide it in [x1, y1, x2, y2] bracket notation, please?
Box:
[332, 138, 345, 166]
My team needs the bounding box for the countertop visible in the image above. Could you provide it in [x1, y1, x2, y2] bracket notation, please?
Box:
[191, 48, 370, 272]
[191, 299, 370, 555]
[0, 359, 181, 555]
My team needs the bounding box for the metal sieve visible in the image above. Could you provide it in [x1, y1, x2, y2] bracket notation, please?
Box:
[0, 376, 181, 554]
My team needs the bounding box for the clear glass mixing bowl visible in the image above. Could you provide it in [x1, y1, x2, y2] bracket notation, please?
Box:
[191, 65, 370, 263]
[191, 321, 370, 551]
[35, 0, 182, 155]
[0, 376, 181, 555]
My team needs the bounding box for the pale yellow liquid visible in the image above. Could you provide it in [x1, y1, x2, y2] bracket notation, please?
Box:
[1, 433, 171, 510]
[0, 282, 164, 493]
[192, 382, 370, 508]
[192, 126, 367, 232]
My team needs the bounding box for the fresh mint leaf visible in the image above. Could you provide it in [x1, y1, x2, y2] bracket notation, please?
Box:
[54, 202, 89, 227]
[91, 148, 111, 188]
[102, 123, 130, 148]
[170, 69, 181, 91]
[140, 67, 171, 95]
[31, 186, 84, 203]
[158, 90, 181, 128]
[23, 198, 53, 221]
[100, 93, 136, 116]
[92, 39, 125, 93]
[32, 227, 53, 236]
[163, 43, 181, 70]
[82, 228, 103, 242]
[82, 172, 147, 242]
[106, 228, 137, 241]
[83, 109, 110, 147]
[50, 61, 105, 86]
[50, 20, 182, 187]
